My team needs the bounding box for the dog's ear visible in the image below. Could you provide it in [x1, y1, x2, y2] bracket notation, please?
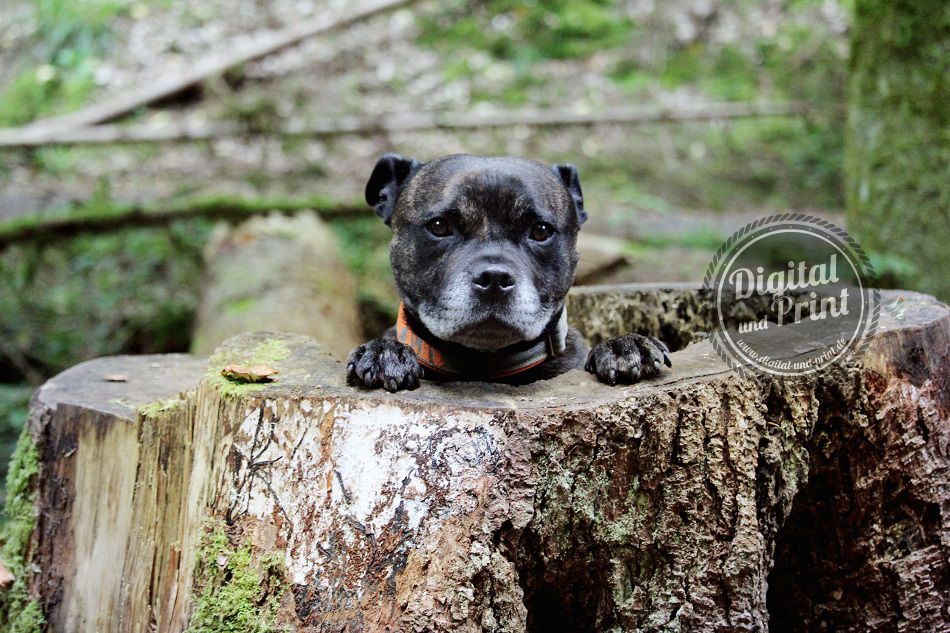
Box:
[551, 163, 586, 225]
[365, 154, 421, 225]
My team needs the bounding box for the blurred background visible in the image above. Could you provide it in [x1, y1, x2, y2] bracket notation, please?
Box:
[0, 0, 945, 493]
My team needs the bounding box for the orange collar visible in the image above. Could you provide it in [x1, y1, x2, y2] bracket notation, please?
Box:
[395, 302, 567, 379]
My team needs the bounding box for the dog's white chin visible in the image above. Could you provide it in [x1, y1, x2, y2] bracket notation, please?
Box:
[417, 304, 552, 351]
[442, 322, 532, 351]
[414, 274, 553, 351]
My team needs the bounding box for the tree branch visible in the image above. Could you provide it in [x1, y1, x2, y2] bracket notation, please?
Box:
[0, 101, 810, 148]
[0, 196, 366, 249]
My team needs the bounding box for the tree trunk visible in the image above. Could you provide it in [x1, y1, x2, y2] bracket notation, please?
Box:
[4, 286, 947, 632]
[846, 0, 950, 301]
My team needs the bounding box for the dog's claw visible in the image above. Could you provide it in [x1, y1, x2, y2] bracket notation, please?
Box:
[585, 333, 672, 385]
[346, 338, 422, 392]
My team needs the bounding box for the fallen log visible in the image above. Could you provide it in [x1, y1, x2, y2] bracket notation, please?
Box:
[0, 195, 365, 250]
[0, 102, 809, 149]
[191, 212, 362, 360]
[4, 286, 947, 632]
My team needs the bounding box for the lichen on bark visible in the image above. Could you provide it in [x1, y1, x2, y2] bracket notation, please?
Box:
[0, 428, 42, 633]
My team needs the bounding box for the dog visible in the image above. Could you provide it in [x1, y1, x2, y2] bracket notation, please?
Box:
[345, 153, 671, 392]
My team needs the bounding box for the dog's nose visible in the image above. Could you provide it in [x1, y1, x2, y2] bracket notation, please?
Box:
[473, 267, 516, 296]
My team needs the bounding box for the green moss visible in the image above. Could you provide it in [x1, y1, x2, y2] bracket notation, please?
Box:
[205, 338, 290, 398]
[4, 601, 42, 633]
[846, 0, 950, 301]
[600, 477, 644, 545]
[224, 297, 258, 317]
[0, 429, 43, 633]
[0, 387, 32, 509]
[137, 397, 185, 418]
[187, 520, 285, 633]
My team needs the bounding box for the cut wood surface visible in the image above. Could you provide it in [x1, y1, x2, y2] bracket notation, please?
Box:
[0, 101, 809, 148]
[3, 0, 416, 137]
[12, 286, 949, 632]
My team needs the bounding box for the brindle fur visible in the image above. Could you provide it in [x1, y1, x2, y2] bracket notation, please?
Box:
[347, 153, 670, 392]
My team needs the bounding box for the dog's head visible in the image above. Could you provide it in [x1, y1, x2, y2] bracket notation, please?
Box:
[365, 153, 586, 351]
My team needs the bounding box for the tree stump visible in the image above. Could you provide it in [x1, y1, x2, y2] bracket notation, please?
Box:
[6, 286, 947, 632]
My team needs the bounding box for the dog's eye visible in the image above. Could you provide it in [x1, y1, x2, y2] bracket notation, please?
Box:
[426, 218, 453, 237]
[528, 222, 555, 241]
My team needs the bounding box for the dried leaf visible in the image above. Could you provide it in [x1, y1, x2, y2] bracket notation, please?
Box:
[221, 364, 279, 383]
[103, 374, 128, 382]
[0, 560, 14, 589]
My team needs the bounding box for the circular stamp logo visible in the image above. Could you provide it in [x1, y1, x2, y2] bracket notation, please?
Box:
[703, 214, 880, 377]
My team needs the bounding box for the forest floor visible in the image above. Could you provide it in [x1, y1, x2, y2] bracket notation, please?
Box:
[0, 0, 849, 217]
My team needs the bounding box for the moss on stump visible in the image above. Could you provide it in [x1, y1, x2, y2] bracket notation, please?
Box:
[0, 429, 43, 633]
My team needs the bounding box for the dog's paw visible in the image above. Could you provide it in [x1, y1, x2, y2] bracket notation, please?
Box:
[585, 334, 672, 385]
[346, 338, 423, 392]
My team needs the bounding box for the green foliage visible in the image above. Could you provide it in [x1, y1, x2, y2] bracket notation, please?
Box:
[639, 227, 727, 252]
[32, 0, 124, 59]
[188, 521, 285, 633]
[0, 190, 373, 381]
[0, 63, 96, 127]
[0, 0, 125, 126]
[417, 0, 635, 107]
[419, 0, 633, 63]
[29, 147, 78, 174]
[419, 0, 850, 210]
[659, 45, 759, 101]
[846, 0, 950, 300]
[581, 116, 843, 213]
[866, 252, 920, 291]
[0, 217, 210, 379]
[0, 429, 43, 633]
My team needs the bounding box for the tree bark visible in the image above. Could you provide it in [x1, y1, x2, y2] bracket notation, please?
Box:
[6, 286, 948, 632]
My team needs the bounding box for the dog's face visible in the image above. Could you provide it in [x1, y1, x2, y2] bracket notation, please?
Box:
[365, 154, 587, 351]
